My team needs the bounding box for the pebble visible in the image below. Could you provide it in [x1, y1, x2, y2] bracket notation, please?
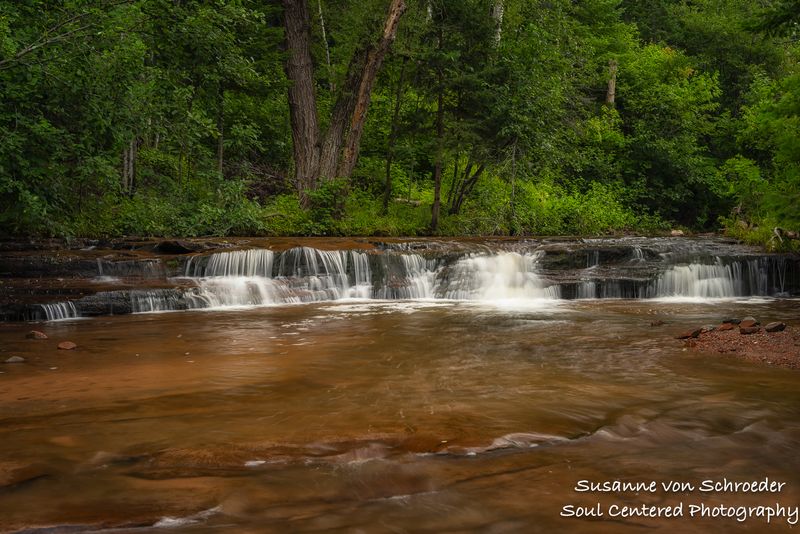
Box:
[765, 321, 786, 333]
[57, 341, 77, 350]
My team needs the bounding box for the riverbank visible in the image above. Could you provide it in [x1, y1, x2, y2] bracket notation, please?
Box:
[684, 323, 800, 369]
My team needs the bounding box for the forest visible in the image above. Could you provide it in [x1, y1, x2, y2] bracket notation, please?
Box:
[0, 0, 798, 243]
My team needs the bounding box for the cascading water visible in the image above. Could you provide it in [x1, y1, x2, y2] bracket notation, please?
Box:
[441, 252, 559, 300]
[40, 301, 79, 320]
[645, 257, 776, 299]
[96, 242, 796, 316]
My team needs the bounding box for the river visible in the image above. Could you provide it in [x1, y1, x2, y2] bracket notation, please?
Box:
[0, 237, 799, 532]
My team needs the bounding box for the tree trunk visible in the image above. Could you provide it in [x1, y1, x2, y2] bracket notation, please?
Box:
[508, 140, 517, 235]
[449, 162, 486, 215]
[217, 87, 224, 177]
[491, 0, 504, 44]
[318, 47, 367, 181]
[283, 0, 321, 204]
[336, 0, 406, 178]
[283, 0, 406, 203]
[430, 56, 445, 233]
[122, 137, 138, 195]
[317, 0, 334, 92]
[383, 57, 407, 214]
[605, 59, 618, 106]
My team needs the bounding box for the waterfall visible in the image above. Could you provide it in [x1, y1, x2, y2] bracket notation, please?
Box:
[440, 252, 559, 300]
[587, 250, 600, 268]
[40, 301, 79, 321]
[188, 249, 275, 277]
[648, 259, 738, 298]
[131, 290, 185, 313]
[97, 244, 793, 317]
[577, 281, 597, 299]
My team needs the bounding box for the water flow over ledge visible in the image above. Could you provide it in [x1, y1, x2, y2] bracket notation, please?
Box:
[6, 238, 797, 320]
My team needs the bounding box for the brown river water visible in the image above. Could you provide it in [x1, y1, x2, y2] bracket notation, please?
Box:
[1, 298, 799, 533]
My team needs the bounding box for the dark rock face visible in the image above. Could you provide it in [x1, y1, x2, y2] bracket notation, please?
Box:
[739, 326, 761, 335]
[154, 240, 204, 254]
[765, 322, 787, 333]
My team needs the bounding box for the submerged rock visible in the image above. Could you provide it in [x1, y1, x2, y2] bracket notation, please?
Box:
[57, 341, 77, 350]
[740, 316, 759, 328]
[721, 318, 741, 325]
[765, 321, 787, 333]
[4, 356, 25, 363]
[26, 330, 48, 339]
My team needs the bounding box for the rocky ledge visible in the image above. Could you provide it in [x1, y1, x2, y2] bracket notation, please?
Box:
[678, 317, 800, 369]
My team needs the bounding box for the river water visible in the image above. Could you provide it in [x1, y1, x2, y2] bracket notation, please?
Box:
[1, 294, 799, 532]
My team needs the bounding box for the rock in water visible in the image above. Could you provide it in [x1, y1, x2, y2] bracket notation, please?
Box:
[57, 341, 77, 350]
[650, 320, 665, 327]
[676, 328, 703, 339]
[4, 356, 25, 364]
[717, 323, 735, 331]
[740, 316, 759, 328]
[765, 322, 786, 333]
[739, 326, 761, 335]
[26, 330, 48, 340]
[721, 318, 741, 325]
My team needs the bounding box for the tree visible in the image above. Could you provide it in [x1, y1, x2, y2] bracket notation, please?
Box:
[282, 0, 406, 204]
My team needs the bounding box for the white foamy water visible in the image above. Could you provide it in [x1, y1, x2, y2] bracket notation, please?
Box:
[441, 252, 560, 301]
[40, 301, 79, 321]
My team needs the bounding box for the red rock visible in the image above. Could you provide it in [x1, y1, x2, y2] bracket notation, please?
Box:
[739, 326, 761, 335]
[676, 328, 702, 339]
[765, 322, 786, 333]
[57, 341, 77, 350]
[740, 317, 759, 328]
[717, 323, 735, 331]
[26, 330, 48, 340]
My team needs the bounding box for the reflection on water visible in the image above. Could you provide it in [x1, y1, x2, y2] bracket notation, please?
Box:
[0, 299, 799, 532]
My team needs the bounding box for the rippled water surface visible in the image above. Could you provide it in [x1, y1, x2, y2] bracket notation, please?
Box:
[1, 298, 799, 533]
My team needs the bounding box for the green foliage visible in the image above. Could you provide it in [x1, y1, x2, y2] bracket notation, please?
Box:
[0, 0, 796, 241]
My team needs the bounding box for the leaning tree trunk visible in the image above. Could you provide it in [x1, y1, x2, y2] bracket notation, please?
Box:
[283, 0, 321, 204]
[336, 0, 407, 178]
